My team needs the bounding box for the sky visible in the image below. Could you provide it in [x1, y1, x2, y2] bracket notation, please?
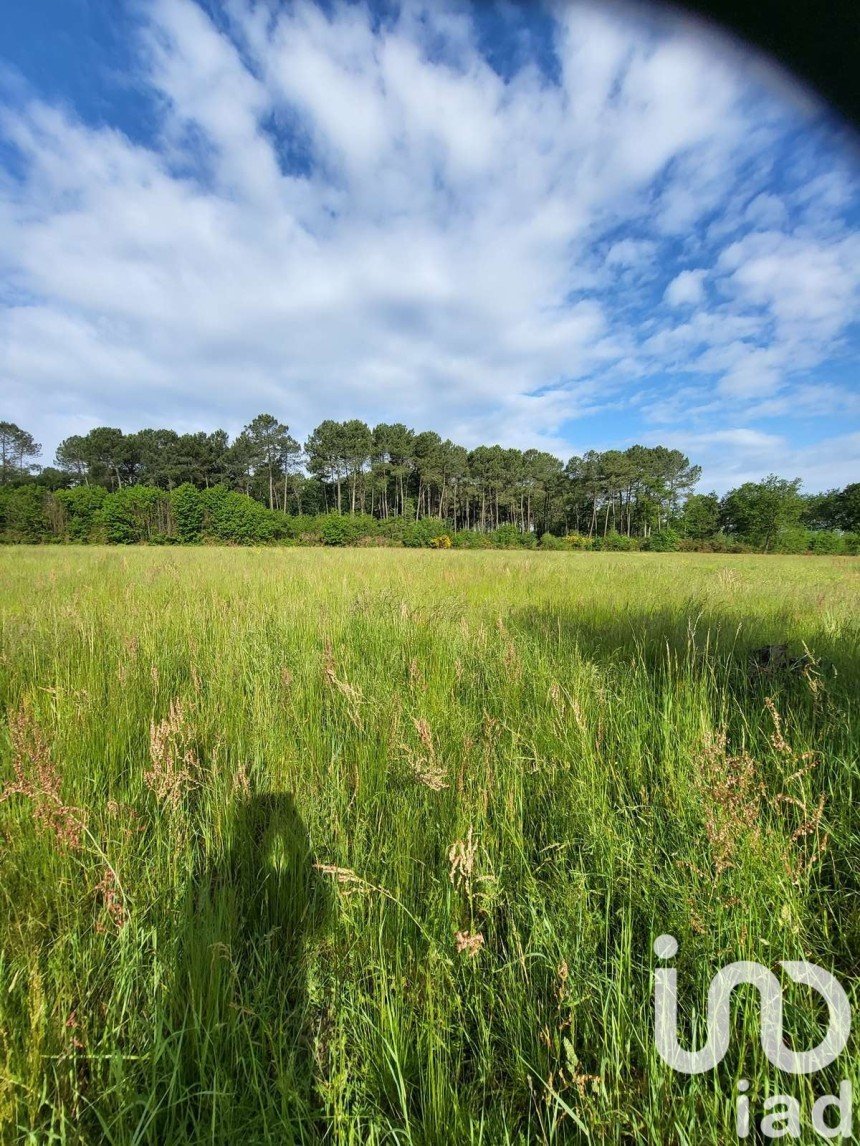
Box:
[0, 0, 858, 492]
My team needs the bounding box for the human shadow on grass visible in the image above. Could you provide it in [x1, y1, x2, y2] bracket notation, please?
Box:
[160, 791, 329, 1143]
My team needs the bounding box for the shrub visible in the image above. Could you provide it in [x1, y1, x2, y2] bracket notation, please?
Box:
[318, 513, 377, 546]
[451, 530, 493, 549]
[53, 485, 108, 542]
[681, 534, 755, 554]
[400, 519, 438, 548]
[644, 528, 680, 552]
[199, 486, 283, 544]
[770, 526, 810, 554]
[593, 531, 637, 551]
[0, 486, 52, 542]
[539, 532, 564, 550]
[429, 534, 452, 549]
[562, 533, 594, 550]
[806, 530, 845, 555]
[490, 523, 527, 548]
[171, 484, 204, 543]
[98, 486, 173, 544]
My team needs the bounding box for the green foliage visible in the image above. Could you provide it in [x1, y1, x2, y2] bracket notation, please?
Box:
[451, 529, 493, 549]
[719, 475, 804, 552]
[593, 530, 639, 551]
[53, 486, 108, 542]
[489, 523, 535, 548]
[562, 532, 594, 550]
[199, 486, 285, 544]
[400, 518, 440, 548]
[0, 485, 51, 542]
[770, 526, 811, 555]
[678, 536, 755, 554]
[170, 483, 204, 543]
[806, 530, 845, 555]
[0, 421, 42, 485]
[539, 532, 564, 550]
[97, 485, 172, 544]
[679, 492, 720, 540]
[644, 528, 681, 552]
[317, 512, 378, 546]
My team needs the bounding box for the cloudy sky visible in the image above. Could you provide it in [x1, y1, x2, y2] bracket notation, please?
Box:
[1, 0, 858, 491]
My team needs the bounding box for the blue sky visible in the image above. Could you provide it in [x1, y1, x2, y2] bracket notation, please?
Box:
[1, 0, 858, 491]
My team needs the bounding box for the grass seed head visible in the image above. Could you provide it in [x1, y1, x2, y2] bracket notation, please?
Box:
[2, 701, 85, 850]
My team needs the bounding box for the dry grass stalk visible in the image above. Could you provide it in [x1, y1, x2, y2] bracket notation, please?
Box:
[403, 717, 448, 790]
[549, 682, 586, 733]
[503, 641, 521, 679]
[323, 641, 364, 729]
[144, 697, 198, 808]
[94, 866, 127, 932]
[448, 825, 478, 900]
[231, 762, 251, 798]
[2, 702, 85, 849]
[408, 657, 425, 690]
[314, 863, 395, 902]
[700, 707, 829, 883]
[699, 729, 763, 875]
[765, 696, 791, 755]
[454, 929, 484, 957]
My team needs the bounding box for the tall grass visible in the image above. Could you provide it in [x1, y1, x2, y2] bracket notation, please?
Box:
[0, 548, 857, 1143]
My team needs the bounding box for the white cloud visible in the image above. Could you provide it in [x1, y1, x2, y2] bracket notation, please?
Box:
[645, 427, 860, 492]
[664, 269, 707, 307]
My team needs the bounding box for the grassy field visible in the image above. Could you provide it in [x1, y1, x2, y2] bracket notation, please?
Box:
[0, 547, 858, 1144]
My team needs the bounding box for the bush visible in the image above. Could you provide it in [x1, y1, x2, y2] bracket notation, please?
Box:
[562, 533, 594, 550]
[0, 486, 52, 542]
[429, 534, 452, 549]
[451, 530, 493, 549]
[644, 528, 680, 552]
[593, 531, 638, 551]
[488, 523, 536, 548]
[53, 485, 108, 542]
[98, 486, 172, 544]
[318, 513, 377, 546]
[539, 532, 564, 550]
[171, 484, 204, 543]
[806, 530, 845, 555]
[400, 519, 439, 548]
[770, 526, 810, 554]
[679, 534, 755, 554]
[199, 486, 284, 544]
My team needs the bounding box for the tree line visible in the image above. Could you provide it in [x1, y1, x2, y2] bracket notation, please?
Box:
[0, 416, 857, 551]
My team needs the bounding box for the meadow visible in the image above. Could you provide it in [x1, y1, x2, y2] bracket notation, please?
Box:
[0, 547, 857, 1144]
